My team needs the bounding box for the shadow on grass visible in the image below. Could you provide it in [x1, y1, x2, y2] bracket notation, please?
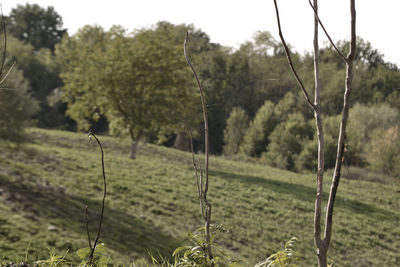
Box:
[210, 169, 398, 221]
[0, 174, 181, 263]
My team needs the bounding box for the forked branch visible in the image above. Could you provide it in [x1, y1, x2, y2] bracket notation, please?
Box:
[307, 0, 347, 61]
[272, 0, 316, 111]
[273, 1, 356, 266]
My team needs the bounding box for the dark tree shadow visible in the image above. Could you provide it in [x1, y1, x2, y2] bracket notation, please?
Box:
[209, 169, 398, 221]
[0, 174, 181, 263]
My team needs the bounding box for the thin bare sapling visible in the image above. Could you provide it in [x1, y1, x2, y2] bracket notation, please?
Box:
[273, 0, 356, 266]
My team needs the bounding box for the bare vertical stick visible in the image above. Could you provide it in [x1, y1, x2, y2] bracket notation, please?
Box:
[87, 132, 107, 264]
[311, 0, 326, 263]
[324, 0, 356, 250]
[0, 4, 15, 85]
[188, 128, 206, 220]
[85, 205, 93, 251]
[184, 32, 214, 264]
[0, 4, 7, 78]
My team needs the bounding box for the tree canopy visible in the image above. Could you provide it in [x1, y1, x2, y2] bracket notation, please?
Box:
[56, 22, 205, 158]
[7, 4, 67, 51]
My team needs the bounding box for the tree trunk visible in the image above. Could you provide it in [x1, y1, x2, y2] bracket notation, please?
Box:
[129, 140, 139, 159]
[173, 132, 190, 151]
[129, 129, 142, 159]
[317, 250, 328, 267]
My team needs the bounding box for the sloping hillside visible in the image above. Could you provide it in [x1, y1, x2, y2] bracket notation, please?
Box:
[0, 129, 399, 266]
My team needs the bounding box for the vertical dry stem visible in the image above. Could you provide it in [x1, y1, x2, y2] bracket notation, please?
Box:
[311, 0, 326, 261]
[87, 132, 107, 264]
[184, 32, 214, 265]
[85, 205, 93, 251]
[324, 0, 356, 249]
[0, 5, 15, 85]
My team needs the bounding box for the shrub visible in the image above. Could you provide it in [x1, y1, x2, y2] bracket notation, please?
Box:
[0, 66, 39, 141]
[265, 113, 313, 171]
[240, 101, 277, 157]
[347, 103, 400, 167]
[223, 107, 249, 156]
[366, 126, 400, 178]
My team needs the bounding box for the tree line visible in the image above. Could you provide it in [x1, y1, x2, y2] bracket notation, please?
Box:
[1, 3, 399, 177]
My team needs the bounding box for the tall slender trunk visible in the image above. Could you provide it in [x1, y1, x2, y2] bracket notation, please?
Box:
[129, 140, 139, 159]
[129, 129, 142, 159]
[322, 0, 356, 260]
[312, 1, 327, 265]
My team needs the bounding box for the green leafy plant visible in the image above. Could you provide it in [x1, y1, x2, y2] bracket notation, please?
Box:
[255, 237, 301, 267]
[35, 248, 70, 267]
[170, 226, 240, 267]
[76, 243, 110, 267]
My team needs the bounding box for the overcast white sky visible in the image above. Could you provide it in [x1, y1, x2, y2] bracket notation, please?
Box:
[4, 0, 400, 66]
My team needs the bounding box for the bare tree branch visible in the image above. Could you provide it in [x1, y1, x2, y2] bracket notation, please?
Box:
[0, 61, 15, 85]
[188, 127, 206, 221]
[184, 32, 214, 264]
[308, 0, 347, 61]
[273, 1, 356, 266]
[85, 205, 93, 251]
[324, 0, 356, 250]
[87, 132, 107, 264]
[0, 5, 15, 86]
[0, 4, 7, 79]
[311, 0, 326, 260]
[273, 0, 316, 111]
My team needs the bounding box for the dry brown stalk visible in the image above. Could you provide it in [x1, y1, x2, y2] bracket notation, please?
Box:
[184, 32, 214, 265]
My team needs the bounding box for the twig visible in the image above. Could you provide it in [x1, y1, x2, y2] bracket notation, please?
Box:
[308, 0, 347, 61]
[0, 4, 7, 78]
[85, 205, 93, 251]
[188, 128, 206, 220]
[0, 5, 15, 86]
[0, 61, 15, 85]
[272, 0, 316, 111]
[87, 132, 107, 264]
[184, 32, 214, 264]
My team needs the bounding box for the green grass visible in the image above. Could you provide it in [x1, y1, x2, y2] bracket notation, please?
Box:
[0, 128, 399, 266]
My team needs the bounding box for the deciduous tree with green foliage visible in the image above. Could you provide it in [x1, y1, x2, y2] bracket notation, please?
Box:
[57, 23, 201, 158]
[0, 66, 39, 141]
[240, 100, 277, 157]
[223, 107, 249, 156]
[265, 112, 313, 171]
[7, 3, 66, 51]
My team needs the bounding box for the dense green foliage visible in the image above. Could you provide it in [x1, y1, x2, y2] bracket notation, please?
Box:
[5, 4, 69, 129]
[240, 101, 277, 157]
[0, 66, 39, 141]
[3, 3, 399, 175]
[56, 23, 204, 153]
[223, 107, 249, 156]
[1, 3, 399, 267]
[265, 113, 313, 171]
[0, 129, 399, 266]
[7, 4, 66, 51]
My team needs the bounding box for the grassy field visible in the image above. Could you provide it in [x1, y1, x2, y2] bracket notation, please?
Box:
[0, 128, 399, 266]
